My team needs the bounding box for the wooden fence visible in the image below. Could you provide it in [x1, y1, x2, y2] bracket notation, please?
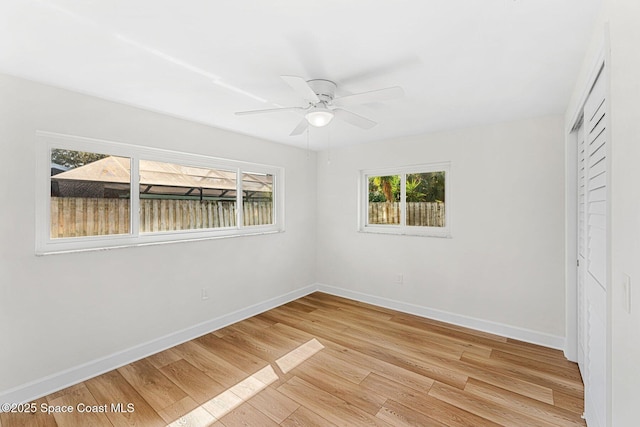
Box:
[50, 197, 273, 238]
[368, 202, 445, 227]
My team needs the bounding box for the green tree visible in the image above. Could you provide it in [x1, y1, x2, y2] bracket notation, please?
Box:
[51, 149, 108, 169]
[369, 175, 400, 202]
[406, 176, 426, 202]
[406, 172, 445, 202]
[369, 172, 444, 203]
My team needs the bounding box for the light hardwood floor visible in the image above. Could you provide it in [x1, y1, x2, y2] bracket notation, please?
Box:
[1, 292, 585, 426]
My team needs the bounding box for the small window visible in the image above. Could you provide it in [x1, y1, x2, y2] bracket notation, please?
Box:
[242, 172, 274, 226]
[368, 175, 401, 225]
[406, 172, 445, 227]
[36, 132, 284, 254]
[360, 163, 450, 237]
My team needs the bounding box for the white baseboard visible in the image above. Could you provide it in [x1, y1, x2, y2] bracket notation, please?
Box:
[0, 284, 317, 405]
[2, 282, 566, 404]
[316, 283, 565, 350]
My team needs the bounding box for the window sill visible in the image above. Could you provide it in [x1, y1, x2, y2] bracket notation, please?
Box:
[358, 226, 451, 238]
[35, 228, 284, 256]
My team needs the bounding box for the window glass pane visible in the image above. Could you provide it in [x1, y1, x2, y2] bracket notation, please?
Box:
[368, 175, 401, 225]
[139, 160, 237, 232]
[406, 172, 446, 227]
[242, 172, 274, 226]
[50, 149, 131, 238]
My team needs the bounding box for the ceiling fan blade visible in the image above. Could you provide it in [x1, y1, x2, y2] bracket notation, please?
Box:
[289, 118, 309, 136]
[332, 86, 404, 107]
[235, 106, 304, 116]
[333, 108, 377, 129]
[281, 75, 320, 103]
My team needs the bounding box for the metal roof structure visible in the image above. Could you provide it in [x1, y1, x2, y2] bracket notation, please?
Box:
[51, 156, 272, 199]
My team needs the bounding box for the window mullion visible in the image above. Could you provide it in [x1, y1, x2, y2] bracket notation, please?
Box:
[400, 172, 407, 227]
[363, 174, 369, 227]
[272, 173, 278, 226]
[42, 142, 53, 246]
[236, 168, 243, 229]
[130, 156, 140, 236]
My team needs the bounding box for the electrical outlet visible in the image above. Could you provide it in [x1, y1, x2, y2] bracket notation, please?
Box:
[623, 274, 631, 313]
[395, 273, 404, 285]
[201, 288, 209, 301]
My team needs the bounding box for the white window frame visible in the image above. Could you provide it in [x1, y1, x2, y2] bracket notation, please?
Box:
[359, 162, 451, 238]
[36, 131, 285, 254]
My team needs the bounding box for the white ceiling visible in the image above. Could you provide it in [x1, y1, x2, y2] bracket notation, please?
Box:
[0, 0, 602, 150]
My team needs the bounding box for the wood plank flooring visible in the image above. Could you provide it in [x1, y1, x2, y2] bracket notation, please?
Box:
[1, 292, 585, 426]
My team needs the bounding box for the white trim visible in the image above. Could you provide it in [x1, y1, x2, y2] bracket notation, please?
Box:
[317, 283, 566, 350]
[35, 131, 284, 254]
[603, 28, 613, 427]
[0, 284, 317, 405]
[564, 128, 579, 362]
[566, 45, 606, 134]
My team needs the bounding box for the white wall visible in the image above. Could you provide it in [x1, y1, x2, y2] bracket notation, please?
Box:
[316, 116, 566, 343]
[565, 1, 640, 425]
[608, 3, 640, 423]
[0, 74, 317, 395]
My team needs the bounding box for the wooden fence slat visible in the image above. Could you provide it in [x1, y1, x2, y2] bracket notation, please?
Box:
[95, 199, 103, 235]
[196, 201, 203, 229]
[87, 199, 95, 235]
[74, 197, 82, 236]
[187, 201, 193, 229]
[50, 198, 59, 238]
[176, 200, 183, 231]
[62, 198, 71, 237]
[119, 199, 126, 234]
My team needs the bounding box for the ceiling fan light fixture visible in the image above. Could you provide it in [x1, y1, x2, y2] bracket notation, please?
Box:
[305, 106, 334, 127]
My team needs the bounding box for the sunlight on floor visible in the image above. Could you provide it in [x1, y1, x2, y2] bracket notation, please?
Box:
[276, 338, 325, 374]
[167, 338, 324, 426]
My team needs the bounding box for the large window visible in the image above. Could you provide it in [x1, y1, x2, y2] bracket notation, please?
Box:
[36, 132, 284, 254]
[360, 163, 450, 237]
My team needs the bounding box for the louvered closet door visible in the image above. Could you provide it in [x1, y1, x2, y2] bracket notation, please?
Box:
[583, 69, 607, 427]
[577, 122, 586, 372]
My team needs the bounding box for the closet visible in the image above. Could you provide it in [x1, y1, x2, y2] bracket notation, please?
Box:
[575, 65, 608, 427]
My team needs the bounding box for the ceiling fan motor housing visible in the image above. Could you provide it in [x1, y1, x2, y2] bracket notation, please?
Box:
[307, 79, 337, 103]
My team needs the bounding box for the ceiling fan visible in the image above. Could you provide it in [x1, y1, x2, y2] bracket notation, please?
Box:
[235, 76, 404, 136]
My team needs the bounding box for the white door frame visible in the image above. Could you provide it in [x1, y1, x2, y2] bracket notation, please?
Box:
[565, 36, 612, 426]
[565, 125, 578, 362]
[565, 46, 606, 361]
